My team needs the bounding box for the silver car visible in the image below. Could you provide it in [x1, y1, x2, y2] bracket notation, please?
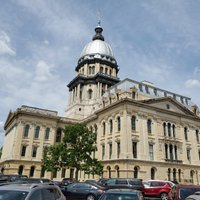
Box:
[0, 183, 66, 200]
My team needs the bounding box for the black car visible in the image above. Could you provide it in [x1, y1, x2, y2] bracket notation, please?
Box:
[61, 182, 106, 200]
[99, 188, 144, 200]
[61, 178, 78, 186]
[100, 178, 144, 192]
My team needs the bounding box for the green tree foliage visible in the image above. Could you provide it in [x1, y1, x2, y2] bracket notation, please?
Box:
[42, 123, 103, 180]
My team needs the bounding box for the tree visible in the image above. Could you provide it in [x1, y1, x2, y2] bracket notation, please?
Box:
[42, 123, 103, 180]
[62, 123, 103, 179]
[42, 143, 68, 179]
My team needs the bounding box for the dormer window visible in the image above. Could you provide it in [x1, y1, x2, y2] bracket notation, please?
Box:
[166, 104, 170, 109]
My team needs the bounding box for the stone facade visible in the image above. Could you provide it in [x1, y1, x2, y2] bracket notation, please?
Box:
[1, 24, 200, 184]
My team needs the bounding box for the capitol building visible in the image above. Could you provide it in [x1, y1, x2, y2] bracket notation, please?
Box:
[1, 23, 200, 184]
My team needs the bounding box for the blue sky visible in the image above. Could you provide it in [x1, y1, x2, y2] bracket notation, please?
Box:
[0, 0, 200, 146]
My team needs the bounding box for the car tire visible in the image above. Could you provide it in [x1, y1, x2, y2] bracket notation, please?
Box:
[160, 192, 168, 200]
[86, 194, 95, 200]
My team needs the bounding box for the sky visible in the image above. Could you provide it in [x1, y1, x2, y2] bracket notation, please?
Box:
[0, 0, 200, 146]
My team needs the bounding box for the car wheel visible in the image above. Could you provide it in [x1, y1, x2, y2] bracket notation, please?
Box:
[86, 194, 95, 200]
[160, 192, 168, 200]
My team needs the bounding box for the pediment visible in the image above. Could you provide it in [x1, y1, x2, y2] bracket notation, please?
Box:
[141, 97, 195, 116]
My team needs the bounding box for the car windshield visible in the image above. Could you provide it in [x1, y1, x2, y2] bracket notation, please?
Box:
[0, 190, 28, 200]
[179, 188, 200, 199]
[101, 193, 139, 200]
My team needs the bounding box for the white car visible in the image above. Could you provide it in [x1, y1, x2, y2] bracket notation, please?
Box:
[185, 191, 200, 200]
[0, 183, 66, 200]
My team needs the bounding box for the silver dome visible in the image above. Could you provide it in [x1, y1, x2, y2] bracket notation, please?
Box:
[80, 39, 115, 58]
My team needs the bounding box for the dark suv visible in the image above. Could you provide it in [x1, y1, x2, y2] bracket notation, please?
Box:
[100, 178, 144, 192]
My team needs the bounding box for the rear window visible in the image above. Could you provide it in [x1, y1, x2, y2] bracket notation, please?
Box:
[115, 179, 128, 184]
[101, 193, 138, 200]
[129, 180, 142, 185]
[0, 190, 28, 200]
[179, 187, 200, 199]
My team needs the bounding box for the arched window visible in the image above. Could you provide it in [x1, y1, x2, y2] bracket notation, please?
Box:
[167, 123, 171, 137]
[131, 116, 136, 131]
[23, 124, 30, 138]
[169, 144, 173, 161]
[115, 166, 120, 178]
[172, 124, 176, 137]
[168, 168, 171, 181]
[105, 68, 108, 74]
[147, 119, 152, 134]
[165, 144, 168, 159]
[45, 128, 50, 140]
[163, 123, 166, 136]
[109, 69, 112, 76]
[184, 127, 188, 141]
[18, 165, 24, 175]
[103, 122, 106, 136]
[92, 66, 95, 74]
[151, 168, 155, 180]
[34, 126, 40, 139]
[178, 169, 181, 182]
[89, 66, 92, 74]
[29, 166, 35, 177]
[55, 128, 62, 143]
[190, 170, 194, 183]
[134, 166, 138, 178]
[88, 89, 93, 99]
[173, 168, 176, 181]
[117, 141, 120, 158]
[100, 66, 103, 73]
[109, 119, 113, 133]
[174, 145, 178, 160]
[107, 166, 111, 178]
[117, 116, 121, 132]
[196, 130, 199, 143]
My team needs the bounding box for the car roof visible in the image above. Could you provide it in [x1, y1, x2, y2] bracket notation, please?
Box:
[0, 183, 57, 191]
[105, 189, 141, 194]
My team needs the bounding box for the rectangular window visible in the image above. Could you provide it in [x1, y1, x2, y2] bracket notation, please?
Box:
[45, 128, 50, 140]
[102, 145, 105, 160]
[34, 126, 40, 139]
[184, 127, 188, 141]
[61, 168, 66, 178]
[32, 146, 37, 157]
[132, 142, 137, 158]
[21, 146, 26, 157]
[109, 143, 112, 159]
[187, 149, 191, 162]
[117, 142, 120, 158]
[149, 144, 154, 160]
[196, 130, 199, 143]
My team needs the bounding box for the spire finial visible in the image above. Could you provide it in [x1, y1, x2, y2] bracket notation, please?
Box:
[92, 13, 104, 41]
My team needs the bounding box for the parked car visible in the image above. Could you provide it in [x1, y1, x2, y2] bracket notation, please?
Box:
[99, 178, 144, 192]
[60, 178, 78, 186]
[143, 180, 172, 200]
[24, 178, 51, 184]
[61, 182, 106, 200]
[0, 174, 28, 183]
[168, 184, 200, 200]
[99, 188, 144, 200]
[185, 191, 200, 200]
[0, 183, 66, 200]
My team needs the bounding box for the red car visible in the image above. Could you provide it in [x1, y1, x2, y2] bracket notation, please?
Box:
[143, 180, 173, 200]
[168, 184, 200, 200]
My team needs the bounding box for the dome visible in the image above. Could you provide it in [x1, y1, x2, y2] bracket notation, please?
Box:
[80, 39, 114, 58]
[78, 24, 116, 64]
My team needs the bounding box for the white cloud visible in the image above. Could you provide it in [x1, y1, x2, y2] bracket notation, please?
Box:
[34, 60, 53, 82]
[185, 79, 200, 88]
[0, 31, 15, 55]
